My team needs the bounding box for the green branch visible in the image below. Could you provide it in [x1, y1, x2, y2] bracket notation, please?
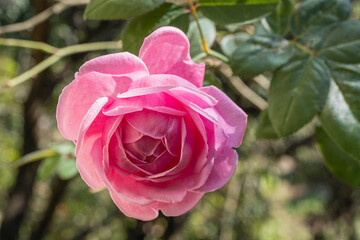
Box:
[0, 38, 58, 54]
[13, 149, 57, 168]
[2, 40, 123, 88]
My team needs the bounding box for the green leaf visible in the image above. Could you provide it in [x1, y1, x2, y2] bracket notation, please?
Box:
[316, 126, 360, 188]
[199, 0, 278, 4]
[52, 142, 75, 156]
[291, 0, 351, 36]
[318, 21, 360, 63]
[268, 54, 330, 137]
[198, 0, 278, 24]
[319, 80, 360, 161]
[203, 71, 223, 89]
[37, 156, 60, 181]
[220, 33, 251, 57]
[122, 3, 188, 54]
[187, 18, 216, 57]
[256, 109, 280, 139]
[84, 0, 165, 20]
[328, 62, 360, 122]
[57, 157, 78, 180]
[276, 0, 293, 36]
[231, 34, 294, 78]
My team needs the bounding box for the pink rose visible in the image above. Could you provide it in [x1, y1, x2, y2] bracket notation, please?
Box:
[56, 27, 247, 220]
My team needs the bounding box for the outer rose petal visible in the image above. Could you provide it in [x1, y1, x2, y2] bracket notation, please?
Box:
[78, 52, 149, 80]
[110, 191, 159, 221]
[56, 73, 131, 141]
[201, 86, 247, 148]
[139, 27, 205, 88]
[196, 148, 238, 192]
[75, 97, 109, 189]
[158, 191, 204, 216]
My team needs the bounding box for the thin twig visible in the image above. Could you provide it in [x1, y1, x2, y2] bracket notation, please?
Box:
[218, 64, 268, 110]
[3, 40, 123, 88]
[0, 38, 59, 54]
[0, 0, 89, 35]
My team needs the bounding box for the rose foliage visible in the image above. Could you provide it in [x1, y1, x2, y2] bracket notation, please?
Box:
[56, 27, 247, 220]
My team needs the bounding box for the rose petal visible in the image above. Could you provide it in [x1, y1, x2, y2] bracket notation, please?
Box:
[110, 191, 158, 221]
[158, 191, 204, 216]
[201, 86, 247, 148]
[57, 72, 131, 141]
[122, 119, 143, 144]
[78, 52, 149, 80]
[124, 136, 162, 157]
[75, 98, 109, 189]
[195, 148, 238, 192]
[125, 109, 170, 139]
[139, 27, 205, 87]
[129, 74, 198, 90]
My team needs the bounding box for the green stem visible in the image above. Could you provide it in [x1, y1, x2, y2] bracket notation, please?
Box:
[193, 52, 207, 63]
[293, 42, 314, 55]
[13, 149, 57, 168]
[187, 0, 209, 53]
[0, 38, 58, 54]
[208, 50, 230, 63]
[3, 40, 123, 88]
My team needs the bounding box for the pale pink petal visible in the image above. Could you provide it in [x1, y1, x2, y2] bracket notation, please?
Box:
[104, 91, 183, 116]
[147, 106, 186, 116]
[196, 148, 238, 192]
[201, 86, 247, 148]
[78, 52, 149, 80]
[56, 73, 131, 141]
[128, 74, 198, 90]
[139, 27, 205, 87]
[158, 191, 204, 216]
[110, 191, 158, 221]
[75, 98, 109, 189]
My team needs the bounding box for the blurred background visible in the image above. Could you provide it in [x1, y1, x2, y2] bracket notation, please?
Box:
[1, 0, 360, 239]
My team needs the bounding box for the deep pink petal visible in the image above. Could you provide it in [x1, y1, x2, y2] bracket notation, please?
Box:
[196, 148, 238, 192]
[110, 191, 158, 221]
[158, 191, 204, 216]
[124, 136, 161, 157]
[201, 86, 247, 148]
[139, 27, 205, 87]
[106, 168, 188, 203]
[163, 117, 182, 156]
[125, 109, 170, 139]
[122, 119, 143, 143]
[56, 72, 131, 141]
[78, 52, 149, 80]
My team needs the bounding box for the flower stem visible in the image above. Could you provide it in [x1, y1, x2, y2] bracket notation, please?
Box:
[187, 0, 210, 54]
[13, 149, 57, 168]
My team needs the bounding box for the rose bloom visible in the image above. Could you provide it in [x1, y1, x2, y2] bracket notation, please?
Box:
[56, 27, 247, 220]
